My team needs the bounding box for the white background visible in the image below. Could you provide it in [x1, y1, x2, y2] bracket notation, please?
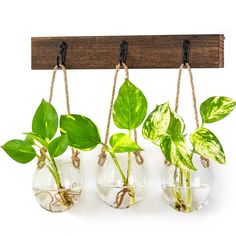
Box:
[0, 0, 236, 235]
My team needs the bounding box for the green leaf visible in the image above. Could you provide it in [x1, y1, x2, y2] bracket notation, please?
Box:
[167, 109, 185, 136]
[113, 80, 147, 130]
[109, 133, 143, 153]
[160, 135, 196, 171]
[200, 96, 236, 123]
[24, 135, 35, 145]
[23, 132, 49, 148]
[142, 102, 185, 143]
[60, 114, 101, 151]
[1, 139, 36, 164]
[190, 127, 225, 164]
[48, 135, 68, 158]
[142, 102, 170, 142]
[32, 99, 58, 140]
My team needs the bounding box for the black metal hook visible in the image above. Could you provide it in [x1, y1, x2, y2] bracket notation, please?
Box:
[56, 41, 67, 67]
[182, 40, 191, 66]
[119, 40, 128, 67]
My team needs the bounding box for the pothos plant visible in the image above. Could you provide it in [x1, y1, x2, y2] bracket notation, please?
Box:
[142, 96, 236, 212]
[60, 79, 147, 207]
[1, 99, 78, 209]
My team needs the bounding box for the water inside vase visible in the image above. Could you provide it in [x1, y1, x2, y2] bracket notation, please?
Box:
[97, 184, 145, 209]
[33, 187, 82, 212]
[161, 184, 211, 212]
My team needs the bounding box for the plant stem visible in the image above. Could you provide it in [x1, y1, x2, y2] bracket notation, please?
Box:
[184, 170, 192, 212]
[127, 130, 136, 205]
[108, 150, 127, 184]
[40, 148, 72, 208]
[102, 143, 136, 207]
[173, 167, 184, 211]
[126, 130, 132, 185]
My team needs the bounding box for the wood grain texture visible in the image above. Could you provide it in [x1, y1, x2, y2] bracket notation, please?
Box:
[31, 35, 224, 69]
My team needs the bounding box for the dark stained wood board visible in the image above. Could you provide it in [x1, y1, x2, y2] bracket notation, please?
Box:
[31, 34, 224, 69]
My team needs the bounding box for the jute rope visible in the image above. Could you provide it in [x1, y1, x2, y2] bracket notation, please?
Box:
[98, 63, 144, 166]
[174, 63, 210, 168]
[37, 64, 80, 169]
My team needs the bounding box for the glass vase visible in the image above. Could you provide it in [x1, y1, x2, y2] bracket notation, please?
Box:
[33, 158, 82, 212]
[96, 153, 146, 209]
[161, 155, 212, 213]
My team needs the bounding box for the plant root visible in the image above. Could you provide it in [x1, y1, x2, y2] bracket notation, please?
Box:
[114, 186, 136, 208]
[35, 188, 81, 212]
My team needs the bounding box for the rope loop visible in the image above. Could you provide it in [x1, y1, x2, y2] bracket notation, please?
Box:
[98, 63, 143, 166]
[173, 63, 210, 168]
[47, 64, 80, 167]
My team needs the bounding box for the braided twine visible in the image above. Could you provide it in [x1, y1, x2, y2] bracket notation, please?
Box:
[170, 63, 210, 168]
[98, 63, 144, 166]
[37, 64, 80, 169]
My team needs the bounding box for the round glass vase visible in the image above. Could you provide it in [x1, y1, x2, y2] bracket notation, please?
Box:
[96, 153, 146, 209]
[161, 155, 212, 213]
[33, 158, 82, 213]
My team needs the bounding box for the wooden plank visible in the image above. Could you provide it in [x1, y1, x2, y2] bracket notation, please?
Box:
[31, 34, 224, 69]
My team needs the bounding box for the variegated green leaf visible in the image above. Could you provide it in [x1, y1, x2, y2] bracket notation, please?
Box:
[142, 103, 185, 143]
[200, 96, 236, 123]
[167, 109, 185, 136]
[142, 102, 170, 142]
[113, 80, 148, 130]
[190, 127, 225, 164]
[160, 135, 196, 171]
[109, 133, 143, 153]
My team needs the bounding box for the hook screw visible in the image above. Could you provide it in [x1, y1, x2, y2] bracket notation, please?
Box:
[57, 41, 67, 67]
[182, 40, 191, 66]
[119, 40, 128, 67]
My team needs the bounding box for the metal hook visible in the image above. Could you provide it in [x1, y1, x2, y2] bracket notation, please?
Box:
[182, 40, 191, 66]
[119, 40, 128, 67]
[56, 41, 67, 67]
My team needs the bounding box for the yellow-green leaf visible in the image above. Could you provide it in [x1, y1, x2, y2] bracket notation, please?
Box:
[142, 102, 185, 143]
[160, 135, 196, 171]
[200, 96, 236, 123]
[113, 80, 147, 130]
[190, 127, 225, 164]
[109, 133, 143, 153]
[142, 102, 170, 142]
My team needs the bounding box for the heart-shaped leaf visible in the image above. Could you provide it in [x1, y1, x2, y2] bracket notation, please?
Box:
[160, 134, 196, 171]
[113, 80, 147, 130]
[142, 102, 185, 143]
[142, 102, 170, 142]
[48, 135, 68, 158]
[60, 114, 101, 151]
[200, 96, 236, 123]
[167, 109, 185, 136]
[32, 99, 58, 141]
[1, 139, 36, 164]
[190, 127, 225, 164]
[109, 133, 143, 153]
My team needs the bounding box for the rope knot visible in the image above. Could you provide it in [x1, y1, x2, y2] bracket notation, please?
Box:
[98, 150, 107, 166]
[133, 151, 144, 165]
[71, 149, 80, 169]
[37, 147, 47, 169]
[200, 156, 210, 168]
